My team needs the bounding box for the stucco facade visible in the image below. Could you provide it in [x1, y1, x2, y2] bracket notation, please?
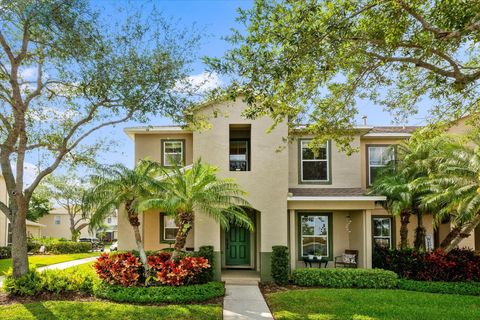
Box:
[120, 100, 479, 281]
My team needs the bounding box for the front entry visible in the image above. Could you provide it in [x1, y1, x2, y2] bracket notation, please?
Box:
[226, 225, 250, 266]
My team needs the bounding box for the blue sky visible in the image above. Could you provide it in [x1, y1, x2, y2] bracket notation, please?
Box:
[87, 0, 428, 170]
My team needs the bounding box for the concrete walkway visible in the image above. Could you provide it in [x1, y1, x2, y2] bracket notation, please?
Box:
[0, 256, 97, 287]
[223, 284, 274, 320]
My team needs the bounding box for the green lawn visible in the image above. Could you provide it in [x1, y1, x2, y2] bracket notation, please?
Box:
[0, 253, 99, 275]
[266, 288, 480, 320]
[0, 301, 221, 320]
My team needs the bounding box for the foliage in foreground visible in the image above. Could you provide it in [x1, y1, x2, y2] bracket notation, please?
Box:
[28, 239, 92, 254]
[291, 268, 398, 288]
[94, 252, 210, 287]
[399, 279, 480, 296]
[265, 288, 480, 320]
[3, 268, 98, 296]
[373, 247, 480, 282]
[93, 281, 225, 304]
[0, 301, 222, 320]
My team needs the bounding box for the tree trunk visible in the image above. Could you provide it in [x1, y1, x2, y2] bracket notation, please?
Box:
[11, 206, 29, 278]
[439, 225, 462, 249]
[125, 202, 148, 271]
[399, 210, 411, 249]
[171, 211, 194, 259]
[444, 214, 480, 252]
[414, 213, 426, 251]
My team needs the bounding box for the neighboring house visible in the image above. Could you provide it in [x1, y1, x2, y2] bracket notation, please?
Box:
[119, 99, 479, 280]
[38, 207, 118, 241]
[95, 210, 118, 241]
[0, 175, 45, 244]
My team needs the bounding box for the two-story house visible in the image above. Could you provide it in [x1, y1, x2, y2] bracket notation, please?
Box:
[103, 99, 479, 281]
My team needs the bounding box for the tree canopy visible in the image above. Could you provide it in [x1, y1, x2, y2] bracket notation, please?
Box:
[208, 0, 480, 153]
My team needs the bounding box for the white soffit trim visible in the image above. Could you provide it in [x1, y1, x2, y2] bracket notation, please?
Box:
[287, 196, 387, 201]
[363, 133, 412, 138]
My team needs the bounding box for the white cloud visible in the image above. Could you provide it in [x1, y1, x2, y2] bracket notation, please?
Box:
[175, 72, 222, 94]
[19, 66, 37, 81]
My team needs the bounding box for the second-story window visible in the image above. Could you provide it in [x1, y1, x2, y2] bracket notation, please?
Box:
[229, 124, 251, 171]
[300, 140, 330, 183]
[368, 146, 395, 186]
[54, 215, 61, 225]
[162, 140, 184, 167]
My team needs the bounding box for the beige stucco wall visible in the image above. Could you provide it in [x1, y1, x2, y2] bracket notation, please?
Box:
[38, 208, 91, 240]
[26, 225, 42, 238]
[143, 210, 194, 251]
[289, 135, 362, 188]
[134, 133, 193, 165]
[192, 99, 289, 276]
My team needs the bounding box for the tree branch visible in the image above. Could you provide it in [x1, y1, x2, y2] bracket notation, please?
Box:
[0, 31, 15, 63]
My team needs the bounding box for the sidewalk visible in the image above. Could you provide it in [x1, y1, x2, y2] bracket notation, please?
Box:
[0, 256, 97, 287]
[223, 284, 274, 320]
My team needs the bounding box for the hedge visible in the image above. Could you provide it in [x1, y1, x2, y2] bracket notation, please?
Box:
[27, 240, 92, 254]
[0, 246, 11, 259]
[3, 268, 98, 296]
[271, 246, 289, 285]
[399, 279, 480, 296]
[93, 281, 225, 303]
[292, 268, 398, 288]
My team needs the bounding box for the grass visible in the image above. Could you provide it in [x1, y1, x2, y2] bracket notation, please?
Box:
[0, 301, 222, 319]
[266, 288, 480, 320]
[0, 252, 99, 275]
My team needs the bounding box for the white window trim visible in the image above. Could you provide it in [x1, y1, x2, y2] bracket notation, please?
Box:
[299, 214, 330, 258]
[162, 140, 184, 167]
[300, 140, 330, 182]
[372, 217, 393, 248]
[368, 145, 395, 186]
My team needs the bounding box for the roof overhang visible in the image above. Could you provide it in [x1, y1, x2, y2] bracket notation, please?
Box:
[362, 133, 412, 138]
[124, 126, 191, 140]
[287, 196, 386, 201]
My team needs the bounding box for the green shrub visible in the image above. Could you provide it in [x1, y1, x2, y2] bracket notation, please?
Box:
[93, 281, 225, 303]
[399, 279, 480, 296]
[292, 268, 398, 288]
[46, 242, 92, 254]
[194, 245, 215, 283]
[271, 246, 289, 285]
[3, 268, 98, 296]
[0, 246, 11, 259]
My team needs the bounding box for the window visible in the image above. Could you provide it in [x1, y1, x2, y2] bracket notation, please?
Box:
[298, 213, 332, 259]
[162, 140, 184, 167]
[300, 140, 330, 183]
[229, 125, 251, 171]
[54, 215, 61, 225]
[373, 217, 393, 248]
[368, 146, 395, 185]
[107, 217, 112, 224]
[7, 221, 12, 246]
[160, 214, 179, 242]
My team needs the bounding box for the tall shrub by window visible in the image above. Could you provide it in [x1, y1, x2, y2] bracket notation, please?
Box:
[271, 246, 289, 285]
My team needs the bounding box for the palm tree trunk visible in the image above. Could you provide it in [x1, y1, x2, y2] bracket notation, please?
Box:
[399, 210, 411, 249]
[439, 225, 462, 249]
[414, 212, 426, 251]
[125, 202, 148, 271]
[172, 211, 194, 259]
[444, 214, 480, 252]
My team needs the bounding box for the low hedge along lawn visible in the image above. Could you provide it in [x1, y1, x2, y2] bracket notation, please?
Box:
[292, 268, 398, 288]
[399, 279, 480, 296]
[93, 281, 225, 304]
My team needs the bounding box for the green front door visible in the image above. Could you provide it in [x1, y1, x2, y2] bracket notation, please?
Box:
[226, 226, 250, 266]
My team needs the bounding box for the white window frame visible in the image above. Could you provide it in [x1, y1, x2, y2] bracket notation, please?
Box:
[300, 140, 330, 182]
[162, 215, 179, 242]
[162, 140, 184, 167]
[368, 145, 395, 186]
[299, 213, 330, 258]
[54, 215, 61, 225]
[372, 217, 393, 248]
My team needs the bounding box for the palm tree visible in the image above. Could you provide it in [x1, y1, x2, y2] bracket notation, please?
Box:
[84, 160, 165, 269]
[140, 159, 253, 257]
[421, 134, 480, 252]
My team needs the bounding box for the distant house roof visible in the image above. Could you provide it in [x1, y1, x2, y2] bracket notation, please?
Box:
[26, 220, 46, 228]
[369, 126, 420, 133]
[288, 188, 386, 201]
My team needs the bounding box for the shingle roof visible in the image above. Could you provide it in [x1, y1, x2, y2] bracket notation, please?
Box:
[370, 126, 420, 133]
[288, 188, 366, 197]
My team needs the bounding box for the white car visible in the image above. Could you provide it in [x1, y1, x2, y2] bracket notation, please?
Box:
[110, 241, 118, 252]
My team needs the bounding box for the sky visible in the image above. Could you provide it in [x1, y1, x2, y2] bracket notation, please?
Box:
[81, 0, 428, 171]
